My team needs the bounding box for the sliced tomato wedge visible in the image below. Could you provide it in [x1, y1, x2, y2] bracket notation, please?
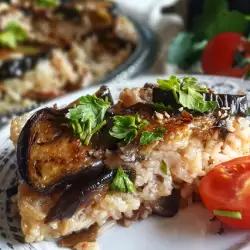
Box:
[199, 156, 250, 229]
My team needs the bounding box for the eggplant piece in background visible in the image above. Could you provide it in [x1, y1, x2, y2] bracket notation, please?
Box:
[0, 43, 53, 80]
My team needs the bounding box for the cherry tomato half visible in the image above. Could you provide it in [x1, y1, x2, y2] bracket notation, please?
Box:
[202, 32, 250, 77]
[199, 156, 250, 229]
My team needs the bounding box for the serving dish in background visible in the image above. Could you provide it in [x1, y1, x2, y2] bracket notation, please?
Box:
[0, 0, 159, 128]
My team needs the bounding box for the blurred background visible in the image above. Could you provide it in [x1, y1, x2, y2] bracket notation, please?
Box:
[1, 0, 250, 126]
[117, 0, 250, 77]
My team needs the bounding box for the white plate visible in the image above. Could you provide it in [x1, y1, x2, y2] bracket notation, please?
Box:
[1, 75, 250, 250]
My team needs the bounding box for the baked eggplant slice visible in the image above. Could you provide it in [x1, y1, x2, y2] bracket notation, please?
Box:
[152, 87, 248, 117]
[0, 43, 53, 80]
[45, 168, 135, 222]
[16, 86, 114, 193]
[16, 108, 105, 193]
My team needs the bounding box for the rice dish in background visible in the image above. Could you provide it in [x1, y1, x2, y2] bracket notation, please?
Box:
[0, 0, 138, 114]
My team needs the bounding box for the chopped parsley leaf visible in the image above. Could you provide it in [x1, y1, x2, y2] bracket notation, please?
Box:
[66, 95, 110, 145]
[156, 126, 167, 133]
[110, 167, 136, 193]
[0, 22, 28, 49]
[153, 103, 173, 112]
[35, 0, 59, 8]
[109, 115, 148, 144]
[140, 131, 163, 146]
[213, 210, 242, 219]
[160, 160, 168, 175]
[157, 76, 217, 113]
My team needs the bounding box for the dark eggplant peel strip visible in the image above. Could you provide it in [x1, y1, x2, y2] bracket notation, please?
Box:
[95, 85, 114, 105]
[58, 223, 99, 248]
[152, 189, 181, 217]
[152, 87, 248, 117]
[45, 168, 135, 223]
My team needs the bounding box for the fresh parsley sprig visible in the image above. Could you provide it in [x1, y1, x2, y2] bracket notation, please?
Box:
[157, 76, 217, 113]
[109, 114, 149, 144]
[66, 95, 110, 145]
[140, 131, 163, 146]
[156, 126, 167, 133]
[0, 22, 28, 49]
[110, 167, 136, 193]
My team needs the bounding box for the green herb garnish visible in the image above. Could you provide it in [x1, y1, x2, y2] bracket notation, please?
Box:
[0, 22, 28, 49]
[153, 103, 173, 112]
[160, 160, 168, 175]
[66, 95, 110, 145]
[248, 107, 250, 115]
[157, 76, 217, 113]
[139, 131, 163, 146]
[110, 167, 136, 193]
[156, 126, 167, 133]
[35, 0, 59, 8]
[213, 210, 242, 219]
[21, 46, 40, 54]
[109, 115, 149, 144]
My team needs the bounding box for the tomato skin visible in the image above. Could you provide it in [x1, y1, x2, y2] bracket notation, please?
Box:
[199, 156, 250, 230]
[201, 32, 249, 77]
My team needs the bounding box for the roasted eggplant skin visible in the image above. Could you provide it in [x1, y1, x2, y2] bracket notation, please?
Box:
[16, 107, 105, 193]
[0, 43, 54, 80]
[0, 52, 49, 81]
[152, 189, 181, 217]
[16, 86, 115, 193]
[152, 87, 248, 117]
[204, 93, 248, 117]
[95, 85, 114, 105]
[45, 168, 135, 223]
[17, 108, 62, 190]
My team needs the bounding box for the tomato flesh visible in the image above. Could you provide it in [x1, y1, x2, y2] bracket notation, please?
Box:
[201, 32, 250, 77]
[199, 156, 250, 229]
